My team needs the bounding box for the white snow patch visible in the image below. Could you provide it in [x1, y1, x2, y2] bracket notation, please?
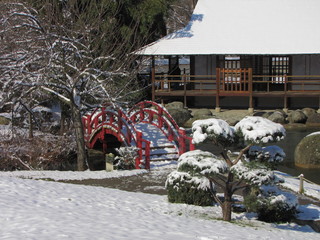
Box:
[178, 150, 228, 175]
[0, 175, 319, 239]
[192, 118, 234, 144]
[276, 171, 320, 201]
[235, 116, 285, 143]
[307, 131, 320, 137]
[0, 169, 147, 181]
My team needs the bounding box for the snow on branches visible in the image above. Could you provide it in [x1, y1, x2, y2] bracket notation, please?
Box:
[192, 118, 234, 145]
[234, 116, 286, 144]
[230, 161, 275, 185]
[247, 145, 286, 166]
[191, 116, 285, 147]
[178, 150, 228, 176]
[188, 116, 287, 221]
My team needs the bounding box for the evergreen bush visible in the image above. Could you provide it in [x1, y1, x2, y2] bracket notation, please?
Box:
[114, 146, 138, 170]
[244, 185, 298, 223]
[166, 171, 214, 206]
[165, 150, 218, 206]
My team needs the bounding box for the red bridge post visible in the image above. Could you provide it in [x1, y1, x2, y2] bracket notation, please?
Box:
[178, 128, 186, 155]
[136, 131, 143, 169]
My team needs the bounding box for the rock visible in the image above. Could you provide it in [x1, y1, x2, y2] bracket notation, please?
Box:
[267, 111, 286, 124]
[306, 113, 320, 124]
[192, 108, 213, 118]
[275, 109, 287, 117]
[87, 149, 105, 170]
[262, 111, 273, 118]
[183, 116, 214, 128]
[294, 132, 320, 168]
[253, 111, 267, 117]
[166, 108, 192, 127]
[302, 108, 316, 118]
[0, 116, 10, 125]
[225, 117, 240, 126]
[288, 110, 307, 124]
[165, 101, 184, 109]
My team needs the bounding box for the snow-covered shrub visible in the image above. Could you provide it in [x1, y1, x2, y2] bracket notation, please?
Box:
[244, 185, 298, 223]
[166, 171, 213, 206]
[114, 146, 138, 170]
[234, 116, 286, 145]
[177, 150, 228, 176]
[192, 118, 234, 146]
[231, 161, 275, 185]
[165, 150, 219, 206]
[188, 116, 288, 221]
[246, 145, 285, 169]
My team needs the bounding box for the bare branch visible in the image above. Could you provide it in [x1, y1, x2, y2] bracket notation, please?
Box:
[233, 143, 253, 165]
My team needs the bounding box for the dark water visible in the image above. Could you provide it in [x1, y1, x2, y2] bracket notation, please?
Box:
[276, 127, 320, 185]
[194, 127, 320, 185]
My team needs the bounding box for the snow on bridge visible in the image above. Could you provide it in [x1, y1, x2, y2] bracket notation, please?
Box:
[82, 101, 195, 169]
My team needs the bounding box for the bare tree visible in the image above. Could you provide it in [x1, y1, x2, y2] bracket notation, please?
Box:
[166, 0, 198, 33]
[0, 1, 145, 170]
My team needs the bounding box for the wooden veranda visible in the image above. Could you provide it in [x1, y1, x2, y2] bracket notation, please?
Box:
[151, 68, 320, 111]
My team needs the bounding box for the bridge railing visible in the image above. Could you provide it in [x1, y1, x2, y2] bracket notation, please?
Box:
[129, 100, 195, 155]
[82, 107, 151, 169]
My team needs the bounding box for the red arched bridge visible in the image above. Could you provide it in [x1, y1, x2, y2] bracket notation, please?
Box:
[82, 101, 195, 169]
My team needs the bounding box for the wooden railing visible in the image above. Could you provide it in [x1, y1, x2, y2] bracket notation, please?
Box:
[128, 101, 195, 154]
[153, 73, 320, 93]
[217, 68, 252, 92]
[152, 70, 320, 109]
[252, 75, 320, 93]
[154, 74, 216, 92]
[82, 107, 151, 169]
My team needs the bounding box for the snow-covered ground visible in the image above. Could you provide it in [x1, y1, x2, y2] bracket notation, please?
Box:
[276, 171, 320, 201]
[0, 168, 148, 181]
[0, 165, 319, 239]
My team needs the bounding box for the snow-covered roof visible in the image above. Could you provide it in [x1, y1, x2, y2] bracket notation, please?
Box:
[136, 0, 320, 55]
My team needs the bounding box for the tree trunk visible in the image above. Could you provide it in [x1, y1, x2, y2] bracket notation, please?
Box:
[28, 112, 33, 139]
[222, 172, 234, 221]
[71, 104, 87, 171]
[222, 195, 232, 221]
[60, 112, 65, 135]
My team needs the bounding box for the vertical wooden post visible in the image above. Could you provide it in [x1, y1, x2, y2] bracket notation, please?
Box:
[215, 68, 221, 112]
[248, 68, 254, 113]
[144, 141, 150, 170]
[284, 74, 288, 112]
[117, 109, 122, 132]
[299, 174, 304, 194]
[151, 56, 155, 102]
[183, 68, 187, 108]
[101, 107, 106, 122]
[158, 108, 163, 128]
[178, 128, 186, 155]
[87, 115, 92, 136]
[136, 131, 143, 169]
[102, 141, 108, 154]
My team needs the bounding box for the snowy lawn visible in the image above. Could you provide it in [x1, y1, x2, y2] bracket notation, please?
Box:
[276, 171, 320, 201]
[0, 166, 320, 239]
[0, 169, 148, 181]
[0, 175, 319, 240]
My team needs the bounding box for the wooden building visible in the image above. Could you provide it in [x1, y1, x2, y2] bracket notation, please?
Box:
[136, 0, 320, 112]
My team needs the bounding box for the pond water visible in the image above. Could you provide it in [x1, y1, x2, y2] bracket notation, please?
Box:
[193, 127, 320, 185]
[276, 127, 320, 185]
